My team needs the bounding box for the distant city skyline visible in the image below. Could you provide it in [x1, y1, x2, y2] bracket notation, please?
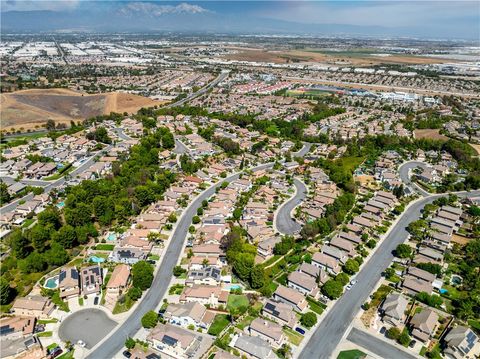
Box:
[1, 1, 479, 40]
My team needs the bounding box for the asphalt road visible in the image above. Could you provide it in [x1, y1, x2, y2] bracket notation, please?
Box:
[275, 178, 307, 235]
[347, 328, 418, 359]
[166, 71, 229, 108]
[298, 188, 480, 359]
[398, 161, 430, 197]
[86, 161, 274, 359]
[293, 142, 313, 158]
[173, 138, 189, 155]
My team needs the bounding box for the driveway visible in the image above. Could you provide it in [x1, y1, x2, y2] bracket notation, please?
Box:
[58, 308, 117, 349]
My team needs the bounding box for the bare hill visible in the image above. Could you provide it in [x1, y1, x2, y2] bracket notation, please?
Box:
[1, 88, 166, 132]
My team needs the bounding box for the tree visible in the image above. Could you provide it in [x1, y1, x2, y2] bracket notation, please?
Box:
[44, 242, 69, 267]
[45, 119, 56, 131]
[38, 207, 62, 230]
[0, 181, 11, 204]
[386, 327, 401, 340]
[415, 262, 442, 276]
[125, 337, 136, 350]
[366, 239, 376, 249]
[141, 310, 158, 328]
[395, 244, 412, 258]
[19, 252, 47, 274]
[28, 224, 50, 252]
[322, 279, 344, 299]
[173, 266, 186, 277]
[9, 230, 31, 259]
[132, 261, 154, 290]
[127, 287, 142, 301]
[192, 215, 201, 224]
[343, 259, 360, 275]
[335, 273, 350, 286]
[300, 312, 317, 328]
[168, 212, 177, 223]
[232, 253, 254, 282]
[250, 265, 265, 289]
[65, 203, 92, 227]
[0, 277, 14, 305]
[398, 329, 411, 346]
[415, 292, 443, 308]
[54, 225, 77, 248]
[274, 236, 295, 255]
[232, 208, 242, 220]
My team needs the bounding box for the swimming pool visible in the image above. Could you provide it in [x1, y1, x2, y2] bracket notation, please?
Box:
[56, 201, 65, 209]
[44, 275, 59, 289]
[89, 256, 105, 263]
[106, 233, 117, 241]
[225, 284, 242, 291]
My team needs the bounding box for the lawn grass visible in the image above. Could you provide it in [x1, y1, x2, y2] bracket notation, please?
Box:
[22, 218, 35, 228]
[57, 350, 75, 359]
[208, 314, 230, 336]
[148, 254, 160, 261]
[283, 328, 303, 346]
[94, 244, 115, 251]
[236, 315, 256, 330]
[37, 318, 58, 324]
[78, 297, 84, 306]
[336, 156, 366, 173]
[50, 291, 69, 312]
[112, 296, 135, 314]
[468, 319, 480, 334]
[36, 331, 53, 337]
[43, 165, 74, 181]
[260, 255, 282, 268]
[337, 349, 367, 359]
[47, 343, 59, 351]
[168, 284, 184, 295]
[227, 294, 249, 311]
[420, 346, 428, 356]
[306, 297, 326, 315]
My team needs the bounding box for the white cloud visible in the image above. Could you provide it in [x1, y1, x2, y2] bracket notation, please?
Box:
[1, 0, 81, 12]
[118, 2, 210, 17]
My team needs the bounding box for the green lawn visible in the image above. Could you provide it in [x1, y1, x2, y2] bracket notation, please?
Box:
[260, 255, 282, 268]
[336, 156, 365, 173]
[227, 294, 249, 311]
[337, 349, 367, 359]
[36, 331, 53, 337]
[37, 318, 58, 324]
[57, 350, 75, 359]
[47, 343, 59, 351]
[94, 244, 115, 251]
[236, 315, 256, 330]
[468, 319, 480, 334]
[112, 296, 135, 314]
[148, 254, 160, 261]
[208, 314, 230, 336]
[283, 328, 303, 346]
[306, 297, 326, 315]
[168, 284, 184, 295]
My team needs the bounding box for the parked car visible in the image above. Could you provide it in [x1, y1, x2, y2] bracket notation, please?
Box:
[35, 325, 45, 333]
[50, 348, 63, 359]
[94, 297, 99, 305]
[409, 340, 417, 348]
[345, 284, 352, 291]
[350, 279, 358, 286]
[295, 327, 306, 335]
[123, 350, 132, 358]
[380, 327, 387, 335]
[77, 340, 86, 348]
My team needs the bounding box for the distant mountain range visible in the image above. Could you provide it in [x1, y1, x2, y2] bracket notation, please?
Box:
[0, 2, 474, 40]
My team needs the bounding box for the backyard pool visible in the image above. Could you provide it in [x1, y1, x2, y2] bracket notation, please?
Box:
[89, 256, 106, 263]
[450, 275, 463, 285]
[225, 284, 242, 291]
[56, 201, 65, 209]
[106, 233, 117, 241]
[44, 275, 59, 289]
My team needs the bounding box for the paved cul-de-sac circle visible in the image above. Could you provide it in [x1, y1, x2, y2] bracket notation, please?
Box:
[58, 308, 118, 349]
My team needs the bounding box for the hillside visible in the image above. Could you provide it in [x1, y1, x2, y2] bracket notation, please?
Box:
[0, 88, 166, 132]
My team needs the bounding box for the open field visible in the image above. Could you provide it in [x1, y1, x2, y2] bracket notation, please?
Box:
[469, 143, 480, 155]
[414, 129, 449, 141]
[1, 88, 165, 132]
[222, 47, 454, 66]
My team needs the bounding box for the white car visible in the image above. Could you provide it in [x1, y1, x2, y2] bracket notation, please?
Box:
[345, 284, 352, 291]
[350, 279, 358, 286]
[77, 340, 86, 348]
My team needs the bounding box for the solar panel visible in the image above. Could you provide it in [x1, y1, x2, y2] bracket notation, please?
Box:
[0, 326, 14, 336]
[59, 270, 66, 282]
[71, 268, 79, 280]
[162, 335, 178, 346]
[264, 302, 275, 311]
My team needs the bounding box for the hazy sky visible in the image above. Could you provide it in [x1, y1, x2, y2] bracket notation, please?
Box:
[1, 0, 479, 39]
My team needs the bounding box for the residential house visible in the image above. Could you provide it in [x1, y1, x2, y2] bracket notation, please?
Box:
[11, 296, 54, 319]
[163, 302, 215, 330]
[312, 252, 341, 275]
[179, 285, 228, 307]
[59, 267, 80, 299]
[80, 265, 103, 296]
[262, 299, 298, 329]
[410, 308, 439, 343]
[147, 323, 202, 358]
[232, 335, 277, 359]
[248, 318, 285, 348]
[273, 285, 308, 312]
[106, 264, 130, 295]
[444, 326, 479, 359]
[287, 271, 320, 298]
[0, 316, 35, 339]
[109, 247, 147, 265]
[186, 267, 222, 286]
[380, 293, 409, 327]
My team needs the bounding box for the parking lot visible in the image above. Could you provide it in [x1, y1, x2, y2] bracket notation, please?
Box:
[58, 308, 117, 349]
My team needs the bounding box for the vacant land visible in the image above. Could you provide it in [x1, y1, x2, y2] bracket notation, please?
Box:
[414, 129, 449, 141]
[469, 143, 480, 156]
[1, 88, 165, 132]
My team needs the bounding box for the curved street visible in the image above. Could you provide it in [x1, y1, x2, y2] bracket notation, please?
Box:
[275, 178, 307, 235]
[86, 161, 274, 359]
[398, 160, 430, 197]
[298, 159, 480, 358]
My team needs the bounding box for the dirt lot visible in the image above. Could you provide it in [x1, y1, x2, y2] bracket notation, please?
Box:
[414, 129, 450, 141]
[1, 88, 165, 132]
[469, 143, 480, 155]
